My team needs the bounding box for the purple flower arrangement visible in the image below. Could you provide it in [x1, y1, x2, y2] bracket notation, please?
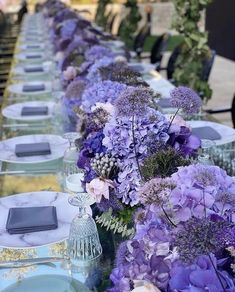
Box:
[44, 4, 235, 291]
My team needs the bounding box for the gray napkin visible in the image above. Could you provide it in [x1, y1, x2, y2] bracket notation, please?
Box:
[15, 142, 51, 157]
[192, 126, 222, 140]
[23, 84, 45, 92]
[21, 106, 48, 116]
[26, 54, 42, 59]
[157, 98, 173, 108]
[6, 206, 58, 234]
[24, 66, 44, 73]
[27, 45, 40, 49]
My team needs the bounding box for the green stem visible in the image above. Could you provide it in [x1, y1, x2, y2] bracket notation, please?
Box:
[131, 115, 143, 181]
[161, 205, 177, 228]
[167, 108, 180, 133]
[208, 254, 226, 292]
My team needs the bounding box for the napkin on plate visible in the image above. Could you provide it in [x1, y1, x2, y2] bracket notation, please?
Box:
[24, 66, 44, 73]
[6, 206, 58, 234]
[27, 45, 40, 49]
[157, 98, 173, 108]
[23, 84, 45, 92]
[21, 106, 48, 116]
[192, 126, 222, 140]
[15, 142, 51, 157]
[26, 55, 42, 59]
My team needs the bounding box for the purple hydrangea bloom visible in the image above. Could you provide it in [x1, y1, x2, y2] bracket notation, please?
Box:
[86, 57, 114, 84]
[103, 109, 169, 205]
[169, 254, 235, 291]
[169, 164, 235, 223]
[171, 86, 202, 114]
[85, 45, 114, 62]
[81, 81, 127, 113]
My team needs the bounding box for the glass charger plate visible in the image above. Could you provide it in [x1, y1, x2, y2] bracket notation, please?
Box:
[0, 134, 68, 164]
[2, 101, 55, 122]
[7, 82, 52, 96]
[2, 274, 91, 292]
[188, 120, 235, 146]
[0, 191, 92, 248]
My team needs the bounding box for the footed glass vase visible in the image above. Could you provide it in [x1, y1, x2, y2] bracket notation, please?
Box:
[66, 174, 102, 271]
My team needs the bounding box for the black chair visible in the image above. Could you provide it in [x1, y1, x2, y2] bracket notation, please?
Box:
[107, 13, 117, 33]
[117, 18, 125, 36]
[133, 23, 151, 58]
[206, 94, 235, 128]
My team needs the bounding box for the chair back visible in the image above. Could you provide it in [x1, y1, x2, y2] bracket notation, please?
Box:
[133, 23, 151, 57]
[166, 45, 182, 80]
[108, 13, 117, 33]
[150, 32, 170, 69]
[201, 49, 216, 81]
[231, 94, 235, 128]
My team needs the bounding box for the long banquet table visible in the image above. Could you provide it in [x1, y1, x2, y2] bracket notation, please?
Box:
[1, 11, 235, 292]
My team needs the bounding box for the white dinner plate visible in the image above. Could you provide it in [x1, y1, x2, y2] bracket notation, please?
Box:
[145, 76, 175, 98]
[7, 81, 52, 96]
[2, 275, 91, 292]
[2, 101, 55, 121]
[15, 52, 48, 63]
[17, 43, 46, 51]
[0, 134, 68, 164]
[188, 120, 235, 146]
[12, 65, 50, 77]
[0, 192, 91, 248]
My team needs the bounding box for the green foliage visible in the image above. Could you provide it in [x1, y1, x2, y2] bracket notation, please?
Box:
[95, 0, 112, 27]
[96, 208, 135, 238]
[141, 148, 190, 181]
[172, 0, 214, 102]
[118, 0, 142, 48]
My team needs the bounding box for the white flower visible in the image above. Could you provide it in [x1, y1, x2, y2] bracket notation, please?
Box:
[132, 280, 160, 292]
[86, 178, 114, 203]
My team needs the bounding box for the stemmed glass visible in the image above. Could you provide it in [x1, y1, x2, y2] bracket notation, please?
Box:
[197, 139, 216, 165]
[66, 174, 102, 272]
[62, 132, 81, 179]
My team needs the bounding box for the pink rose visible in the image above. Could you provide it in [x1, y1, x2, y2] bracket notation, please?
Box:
[86, 178, 114, 203]
[63, 66, 77, 81]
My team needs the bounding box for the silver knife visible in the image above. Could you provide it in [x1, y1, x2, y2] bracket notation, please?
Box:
[0, 257, 66, 269]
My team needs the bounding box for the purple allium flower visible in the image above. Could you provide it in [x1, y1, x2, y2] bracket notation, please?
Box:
[138, 177, 175, 206]
[85, 45, 114, 62]
[114, 87, 153, 118]
[175, 217, 234, 263]
[170, 86, 202, 114]
[81, 81, 127, 113]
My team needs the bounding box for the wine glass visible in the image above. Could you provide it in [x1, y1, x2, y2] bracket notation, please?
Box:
[62, 132, 82, 179]
[66, 174, 102, 272]
[198, 139, 216, 165]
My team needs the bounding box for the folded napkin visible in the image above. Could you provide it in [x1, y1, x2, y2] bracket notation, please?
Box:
[24, 66, 44, 73]
[23, 84, 45, 92]
[21, 106, 48, 116]
[157, 98, 173, 108]
[15, 142, 51, 157]
[192, 126, 222, 140]
[27, 45, 40, 49]
[26, 54, 42, 59]
[6, 206, 58, 234]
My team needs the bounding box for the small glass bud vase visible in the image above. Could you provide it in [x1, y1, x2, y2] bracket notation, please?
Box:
[66, 174, 102, 271]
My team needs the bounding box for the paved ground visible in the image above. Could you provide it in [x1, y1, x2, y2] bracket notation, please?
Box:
[161, 54, 235, 127]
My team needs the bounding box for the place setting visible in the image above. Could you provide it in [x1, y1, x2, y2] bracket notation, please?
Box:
[7, 81, 52, 97]
[15, 52, 49, 64]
